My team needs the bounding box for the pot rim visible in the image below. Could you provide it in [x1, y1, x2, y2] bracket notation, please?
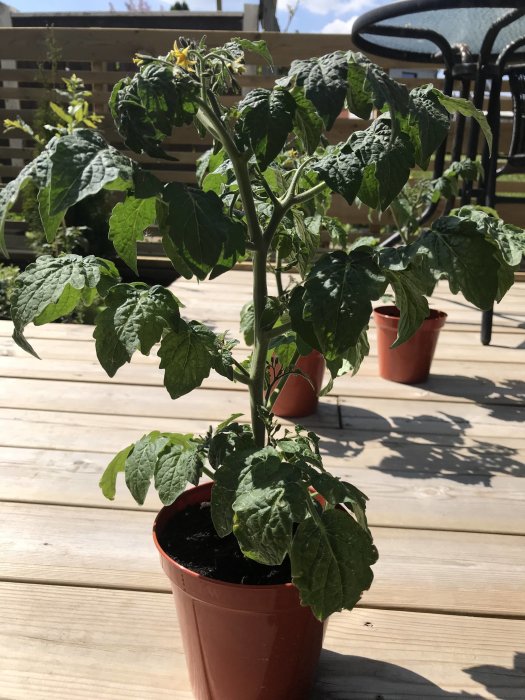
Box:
[152, 481, 298, 592]
[373, 305, 448, 321]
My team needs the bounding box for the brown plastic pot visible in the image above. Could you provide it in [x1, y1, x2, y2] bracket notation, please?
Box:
[271, 350, 326, 418]
[153, 482, 326, 700]
[373, 306, 447, 384]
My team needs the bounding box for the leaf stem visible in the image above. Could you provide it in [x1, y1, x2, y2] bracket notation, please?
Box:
[281, 157, 314, 206]
[254, 163, 281, 207]
[289, 181, 328, 207]
[274, 249, 284, 296]
[265, 320, 292, 339]
[202, 465, 215, 478]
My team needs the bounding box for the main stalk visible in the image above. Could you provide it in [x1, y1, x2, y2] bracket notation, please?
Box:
[249, 246, 270, 447]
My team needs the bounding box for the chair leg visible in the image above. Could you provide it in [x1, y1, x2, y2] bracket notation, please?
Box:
[481, 307, 493, 345]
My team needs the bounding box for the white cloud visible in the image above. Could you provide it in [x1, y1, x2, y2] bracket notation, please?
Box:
[277, 0, 376, 17]
[321, 15, 357, 33]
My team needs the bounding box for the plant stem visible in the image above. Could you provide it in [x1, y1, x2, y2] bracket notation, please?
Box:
[281, 156, 314, 206]
[289, 181, 328, 207]
[195, 99, 263, 248]
[249, 246, 270, 447]
[275, 250, 284, 296]
[265, 320, 292, 339]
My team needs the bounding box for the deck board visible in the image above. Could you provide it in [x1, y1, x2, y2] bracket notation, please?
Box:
[0, 270, 524, 698]
[1, 582, 524, 700]
[1, 501, 525, 617]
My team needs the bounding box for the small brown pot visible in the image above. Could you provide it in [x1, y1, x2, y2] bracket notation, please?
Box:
[373, 306, 447, 384]
[153, 483, 325, 700]
[271, 350, 326, 418]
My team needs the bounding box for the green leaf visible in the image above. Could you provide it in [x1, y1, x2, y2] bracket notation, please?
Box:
[290, 87, 324, 154]
[125, 431, 169, 505]
[49, 130, 134, 215]
[291, 508, 377, 620]
[346, 52, 409, 119]
[293, 212, 322, 277]
[159, 182, 246, 281]
[94, 283, 181, 377]
[240, 301, 255, 346]
[291, 249, 386, 359]
[209, 219, 247, 280]
[309, 471, 369, 532]
[233, 482, 305, 566]
[436, 91, 493, 154]
[402, 85, 450, 169]
[37, 185, 65, 243]
[10, 254, 119, 356]
[454, 206, 525, 267]
[236, 88, 296, 170]
[286, 51, 349, 130]
[158, 320, 231, 399]
[288, 286, 320, 352]
[350, 119, 415, 211]
[208, 423, 255, 471]
[313, 147, 362, 206]
[0, 180, 23, 257]
[195, 324, 237, 381]
[228, 38, 273, 65]
[447, 207, 525, 302]
[0, 148, 55, 256]
[412, 216, 502, 309]
[226, 449, 306, 563]
[269, 332, 300, 369]
[211, 446, 258, 536]
[383, 266, 430, 347]
[109, 196, 157, 274]
[110, 63, 199, 159]
[99, 443, 133, 500]
[322, 329, 370, 395]
[49, 101, 72, 123]
[215, 413, 244, 432]
[133, 169, 164, 199]
[154, 442, 203, 505]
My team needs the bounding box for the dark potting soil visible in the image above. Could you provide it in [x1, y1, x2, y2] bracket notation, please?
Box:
[158, 501, 292, 585]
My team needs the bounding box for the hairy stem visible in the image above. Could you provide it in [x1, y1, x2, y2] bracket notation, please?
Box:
[196, 99, 263, 247]
[289, 181, 328, 207]
[249, 247, 270, 447]
[275, 250, 284, 297]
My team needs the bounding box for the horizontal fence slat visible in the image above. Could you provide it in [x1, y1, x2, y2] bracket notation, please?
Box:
[1, 26, 523, 236]
[0, 28, 441, 70]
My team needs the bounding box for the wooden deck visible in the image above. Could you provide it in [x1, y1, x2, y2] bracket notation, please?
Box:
[0, 270, 524, 699]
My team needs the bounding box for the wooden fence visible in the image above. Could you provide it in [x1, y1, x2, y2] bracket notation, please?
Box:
[0, 26, 523, 265]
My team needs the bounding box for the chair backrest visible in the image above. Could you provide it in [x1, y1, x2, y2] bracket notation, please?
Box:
[506, 65, 525, 168]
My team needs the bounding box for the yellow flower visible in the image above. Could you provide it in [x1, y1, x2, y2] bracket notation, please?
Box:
[230, 57, 246, 75]
[287, 149, 299, 159]
[133, 55, 144, 66]
[169, 41, 196, 71]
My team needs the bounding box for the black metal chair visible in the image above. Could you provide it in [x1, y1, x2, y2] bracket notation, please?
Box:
[480, 57, 525, 345]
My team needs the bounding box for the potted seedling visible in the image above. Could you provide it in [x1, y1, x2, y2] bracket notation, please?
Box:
[3, 38, 524, 700]
[374, 159, 487, 383]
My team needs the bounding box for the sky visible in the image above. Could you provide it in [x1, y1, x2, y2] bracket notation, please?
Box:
[6, 0, 388, 35]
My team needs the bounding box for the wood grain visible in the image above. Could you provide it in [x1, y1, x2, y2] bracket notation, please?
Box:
[1, 445, 524, 534]
[1, 501, 524, 617]
[0, 269, 524, 698]
[1, 582, 524, 699]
